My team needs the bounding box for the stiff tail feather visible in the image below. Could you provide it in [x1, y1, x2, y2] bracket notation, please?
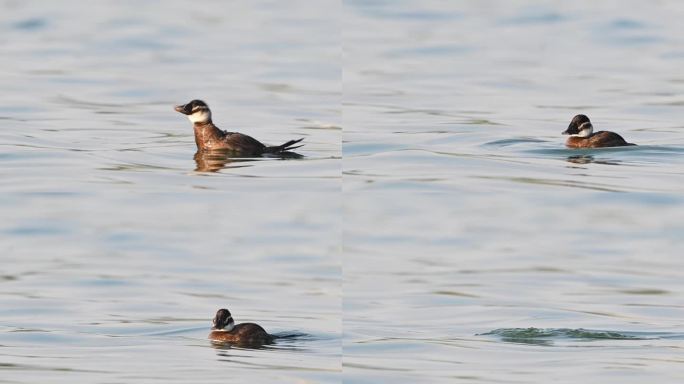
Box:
[264, 138, 304, 153]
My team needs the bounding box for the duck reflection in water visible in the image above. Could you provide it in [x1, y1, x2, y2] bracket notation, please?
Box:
[566, 155, 621, 165]
[194, 150, 303, 172]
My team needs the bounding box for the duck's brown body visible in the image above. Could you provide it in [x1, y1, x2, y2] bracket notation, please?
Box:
[562, 114, 636, 148]
[209, 308, 274, 347]
[193, 122, 268, 154]
[175, 100, 303, 155]
[209, 323, 274, 345]
[565, 131, 636, 148]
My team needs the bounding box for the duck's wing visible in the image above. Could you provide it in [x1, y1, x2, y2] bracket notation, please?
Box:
[594, 131, 636, 146]
[223, 131, 267, 152]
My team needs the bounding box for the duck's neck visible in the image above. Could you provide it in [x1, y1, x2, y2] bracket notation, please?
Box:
[193, 122, 224, 150]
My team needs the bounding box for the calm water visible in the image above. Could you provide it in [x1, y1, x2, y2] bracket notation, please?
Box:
[2, 1, 684, 383]
[344, 1, 684, 383]
[1, 1, 340, 383]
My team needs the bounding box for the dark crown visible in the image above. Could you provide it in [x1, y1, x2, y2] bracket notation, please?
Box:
[212, 308, 233, 329]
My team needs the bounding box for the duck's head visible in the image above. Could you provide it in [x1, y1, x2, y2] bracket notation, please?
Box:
[211, 308, 235, 331]
[563, 114, 593, 137]
[175, 99, 212, 124]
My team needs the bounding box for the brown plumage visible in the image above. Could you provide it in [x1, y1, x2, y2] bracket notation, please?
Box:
[175, 100, 303, 155]
[208, 308, 274, 346]
[209, 323, 273, 345]
[562, 114, 636, 148]
[564, 131, 635, 148]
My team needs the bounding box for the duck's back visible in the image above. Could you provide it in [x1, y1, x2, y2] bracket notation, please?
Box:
[193, 122, 267, 154]
[220, 132, 267, 154]
[566, 131, 635, 148]
[209, 323, 273, 345]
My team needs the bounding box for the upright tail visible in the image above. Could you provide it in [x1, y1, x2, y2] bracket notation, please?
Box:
[264, 138, 304, 154]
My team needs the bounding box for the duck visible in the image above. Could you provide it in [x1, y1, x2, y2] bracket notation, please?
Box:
[175, 100, 303, 155]
[208, 308, 274, 346]
[562, 114, 636, 148]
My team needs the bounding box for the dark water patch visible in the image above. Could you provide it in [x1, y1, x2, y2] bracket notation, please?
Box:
[500, 10, 565, 25]
[139, 326, 207, 337]
[53, 95, 143, 110]
[347, 0, 461, 21]
[78, 277, 130, 287]
[620, 288, 670, 295]
[462, 118, 501, 125]
[0, 362, 108, 374]
[8, 327, 51, 333]
[432, 290, 479, 298]
[382, 107, 457, 118]
[22, 190, 86, 198]
[472, 175, 625, 193]
[524, 145, 681, 158]
[4, 224, 71, 236]
[98, 162, 183, 172]
[609, 19, 646, 30]
[646, 99, 684, 106]
[481, 328, 643, 346]
[272, 331, 315, 342]
[609, 35, 663, 46]
[12, 18, 48, 31]
[481, 328, 684, 345]
[595, 20, 663, 46]
[483, 138, 547, 147]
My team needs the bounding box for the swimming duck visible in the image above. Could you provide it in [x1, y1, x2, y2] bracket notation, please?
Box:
[208, 308, 274, 346]
[175, 100, 303, 155]
[562, 114, 636, 148]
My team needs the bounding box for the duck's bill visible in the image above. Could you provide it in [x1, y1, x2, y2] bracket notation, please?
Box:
[175, 104, 191, 114]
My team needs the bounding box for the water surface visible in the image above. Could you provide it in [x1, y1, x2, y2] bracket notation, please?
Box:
[344, 1, 684, 383]
[1, 1, 340, 383]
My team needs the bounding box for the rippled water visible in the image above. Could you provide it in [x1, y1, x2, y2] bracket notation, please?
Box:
[344, 1, 684, 383]
[3, 1, 684, 383]
[1, 1, 340, 383]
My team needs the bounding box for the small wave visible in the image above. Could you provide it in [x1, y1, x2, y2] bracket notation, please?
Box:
[526, 144, 684, 157]
[481, 328, 643, 341]
[482, 138, 547, 147]
[272, 331, 314, 341]
[478, 328, 684, 346]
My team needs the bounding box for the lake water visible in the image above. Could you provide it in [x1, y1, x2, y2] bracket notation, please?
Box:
[1, 1, 340, 383]
[343, 1, 684, 383]
[2, 1, 684, 383]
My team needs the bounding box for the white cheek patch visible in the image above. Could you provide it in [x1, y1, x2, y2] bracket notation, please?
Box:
[188, 110, 211, 123]
[212, 317, 234, 331]
[572, 122, 593, 137]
